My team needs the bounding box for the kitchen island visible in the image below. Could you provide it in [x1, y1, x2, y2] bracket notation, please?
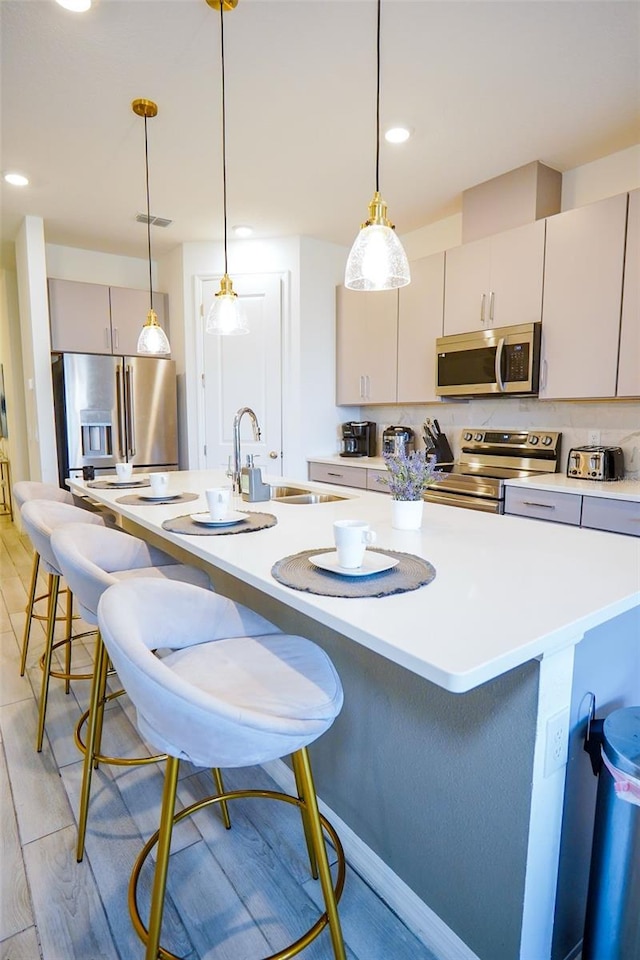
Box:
[68, 471, 640, 960]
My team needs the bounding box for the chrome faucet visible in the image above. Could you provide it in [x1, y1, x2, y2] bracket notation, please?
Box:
[232, 406, 261, 494]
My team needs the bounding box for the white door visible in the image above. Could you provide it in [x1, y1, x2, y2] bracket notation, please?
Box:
[201, 273, 283, 476]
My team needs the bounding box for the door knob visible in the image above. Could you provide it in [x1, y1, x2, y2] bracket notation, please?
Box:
[269, 451, 279, 459]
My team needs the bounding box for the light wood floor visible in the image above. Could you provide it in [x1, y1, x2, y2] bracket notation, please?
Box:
[0, 514, 440, 960]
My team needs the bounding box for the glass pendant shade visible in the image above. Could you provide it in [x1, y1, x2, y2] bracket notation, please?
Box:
[345, 192, 411, 291]
[205, 274, 249, 336]
[137, 309, 171, 354]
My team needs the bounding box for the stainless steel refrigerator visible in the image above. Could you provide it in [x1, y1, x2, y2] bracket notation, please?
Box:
[52, 353, 178, 484]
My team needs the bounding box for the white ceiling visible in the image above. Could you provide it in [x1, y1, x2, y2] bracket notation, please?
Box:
[1, 0, 639, 265]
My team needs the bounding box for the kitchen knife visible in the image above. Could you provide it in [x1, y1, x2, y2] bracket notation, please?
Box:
[433, 418, 441, 437]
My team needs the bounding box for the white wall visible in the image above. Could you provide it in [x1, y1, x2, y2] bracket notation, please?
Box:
[15, 218, 58, 484]
[46, 244, 154, 289]
[561, 144, 640, 212]
[0, 268, 29, 485]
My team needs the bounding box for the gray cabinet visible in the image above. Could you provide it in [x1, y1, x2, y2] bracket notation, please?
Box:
[505, 486, 639, 537]
[308, 461, 390, 494]
[397, 253, 444, 403]
[48, 278, 169, 355]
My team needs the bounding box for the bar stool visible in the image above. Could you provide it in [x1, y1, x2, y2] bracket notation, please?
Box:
[13, 480, 103, 680]
[49, 521, 221, 861]
[98, 578, 346, 960]
[19, 499, 107, 751]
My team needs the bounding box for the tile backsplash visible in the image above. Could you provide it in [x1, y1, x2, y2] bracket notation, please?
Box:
[356, 399, 640, 478]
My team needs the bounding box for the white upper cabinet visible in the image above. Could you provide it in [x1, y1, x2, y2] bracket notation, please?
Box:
[49, 278, 169, 356]
[443, 220, 545, 335]
[617, 188, 640, 398]
[540, 192, 627, 400]
[397, 253, 445, 403]
[336, 285, 398, 404]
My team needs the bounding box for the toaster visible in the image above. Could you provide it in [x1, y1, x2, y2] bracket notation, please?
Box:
[567, 445, 625, 481]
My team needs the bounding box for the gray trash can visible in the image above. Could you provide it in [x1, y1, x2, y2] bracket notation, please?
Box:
[583, 706, 640, 960]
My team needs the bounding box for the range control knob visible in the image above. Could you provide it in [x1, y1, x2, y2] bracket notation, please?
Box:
[463, 432, 473, 442]
[529, 435, 539, 445]
[541, 435, 553, 446]
[474, 433, 483, 442]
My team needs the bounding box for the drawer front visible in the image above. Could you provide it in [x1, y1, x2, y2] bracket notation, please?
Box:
[581, 496, 640, 537]
[366, 469, 390, 494]
[504, 487, 582, 525]
[308, 462, 367, 488]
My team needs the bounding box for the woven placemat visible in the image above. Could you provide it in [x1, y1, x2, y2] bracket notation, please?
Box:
[271, 548, 436, 598]
[161, 511, 277, 536]
[116, 492, 200, 506]
[87, 478, 151, 490]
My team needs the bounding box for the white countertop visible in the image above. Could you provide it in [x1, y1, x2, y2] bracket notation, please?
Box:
[69, 470, 640, 695]
[505, 473, 640, 501]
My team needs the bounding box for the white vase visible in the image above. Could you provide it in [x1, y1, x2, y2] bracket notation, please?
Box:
[391, 498, 424, 531]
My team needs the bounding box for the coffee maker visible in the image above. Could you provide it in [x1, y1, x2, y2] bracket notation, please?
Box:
[340, 421, 377, 457]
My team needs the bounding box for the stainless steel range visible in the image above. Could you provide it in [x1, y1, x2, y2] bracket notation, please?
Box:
[425, 428, 562, 513]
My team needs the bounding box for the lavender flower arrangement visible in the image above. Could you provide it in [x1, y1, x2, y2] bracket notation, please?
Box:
[378, 449, 443, 500]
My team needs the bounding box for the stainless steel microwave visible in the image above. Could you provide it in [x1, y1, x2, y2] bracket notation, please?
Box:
[435, 322, 541, 397]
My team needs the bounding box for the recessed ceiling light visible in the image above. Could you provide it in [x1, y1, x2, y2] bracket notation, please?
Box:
[4, 172, 29, 187]
[384, 127, 411, 144]
[55, 0, 91, 11]
[233, 225, 253, 238]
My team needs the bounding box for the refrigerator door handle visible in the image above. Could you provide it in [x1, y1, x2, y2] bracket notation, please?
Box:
[115, 364, 126, 459]
[125, 365, 136, 457]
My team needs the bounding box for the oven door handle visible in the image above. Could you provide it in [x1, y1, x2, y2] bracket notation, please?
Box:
[494, 338, 506, 392]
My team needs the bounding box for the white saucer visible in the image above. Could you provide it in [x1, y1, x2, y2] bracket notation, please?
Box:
[139, 492, 181, 501]
[309, 551, 399, 578]
[190, 511, 246, 527]
[108, 478, 145, 487]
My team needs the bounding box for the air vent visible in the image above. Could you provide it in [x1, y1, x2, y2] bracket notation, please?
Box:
[136, 213, 173, 228]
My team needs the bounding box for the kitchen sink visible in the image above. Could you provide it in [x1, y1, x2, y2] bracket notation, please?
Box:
[269, 485, 347, 504]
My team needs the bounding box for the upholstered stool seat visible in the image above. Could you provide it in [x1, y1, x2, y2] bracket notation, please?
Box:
[19, 499, 108, 751]
[98, 578, 346, 960]
[14, 481, 92, 680]
[49, 521, 218, 860]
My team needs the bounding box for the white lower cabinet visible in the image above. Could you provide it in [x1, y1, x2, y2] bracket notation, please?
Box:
[505, 486, 639, 537]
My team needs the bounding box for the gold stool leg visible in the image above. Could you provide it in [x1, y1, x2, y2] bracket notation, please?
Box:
[292, 750, 318, 880]
[63, 589, 74, 694]
[36, 574, 60, 752]
[144, 755, 180, 960]
[211, 768, 231, 829]
[294, 747, 347, 960]
[92, 647, 111, 769]
[20, 552, 40, 676]
[76, 631, 108, 862]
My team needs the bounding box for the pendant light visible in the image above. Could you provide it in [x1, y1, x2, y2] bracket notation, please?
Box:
[132, 98, 171, 355]
[345, 0, 410, 292]
[205, 0, 248, 336]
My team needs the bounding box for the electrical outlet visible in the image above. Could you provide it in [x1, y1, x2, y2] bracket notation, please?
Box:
[588, 429, 601, 446]
[544, 709, 570, 778]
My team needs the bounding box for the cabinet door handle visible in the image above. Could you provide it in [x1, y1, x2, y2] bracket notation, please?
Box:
[359, 375, 365, 399]
[113, 327, 119, 350]
[365, 374, 371, 399]
[489, 291, 495, 323]
[540, 359, 548, 391]
[327, 472, 343, 478]
[105, 327, 111, 350]
[522, 501, 555, 510]
[480, 293, 486, 325]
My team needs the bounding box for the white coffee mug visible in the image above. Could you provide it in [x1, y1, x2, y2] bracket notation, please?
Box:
[206, 487, 231, 521]
[149, 472, 169, 497]
[333, 519, 377, 569]
[115, 462, 133, 482]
